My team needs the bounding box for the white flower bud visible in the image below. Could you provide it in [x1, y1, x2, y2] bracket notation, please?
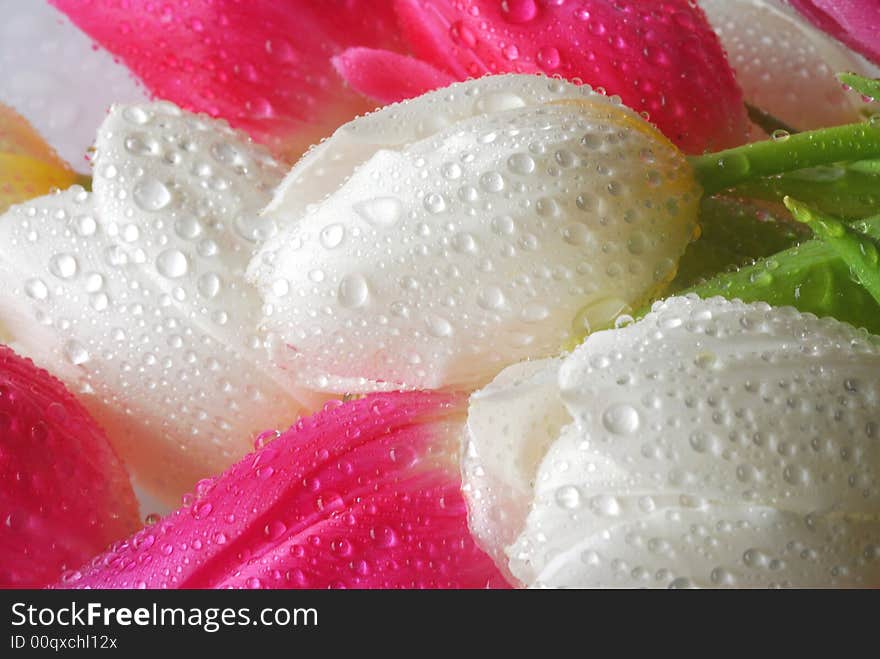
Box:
[249, 74, 700, 392]
[465, 296, 880, 587]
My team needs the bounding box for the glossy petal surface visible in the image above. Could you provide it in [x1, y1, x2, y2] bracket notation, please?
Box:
[0, 0, 147, 170]
[333, 47, 455, 104]
[0, 103, 318, 503]
[57, 392, 509, 589]
[392, 0, 748, 152]
[0, 103, 79, 213]
[466, 296, 880, 588]
[791, 0, 880, 66]
[702, 0, 873, 130]
[0, 345, 138, 587]
[250, 75, 699, 392]
[50, 0, 403, 161]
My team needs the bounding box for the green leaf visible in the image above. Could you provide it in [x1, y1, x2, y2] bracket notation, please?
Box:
[838, 72, 880, 103]
[670, 197, 805, 292]
[671, 215, 880, 334]
[784, 197, 880, 306]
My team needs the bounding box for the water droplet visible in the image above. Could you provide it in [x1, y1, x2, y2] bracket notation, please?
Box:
[442, 162, 462, 180]
[555, 485, 582, 509]
[122, 106, 151, 125]
[590, 494, 622, 516]
[320, 223, 345, 249]
[125, 132, 160, 156]
[477, 286, 506, 311]
[562, 223, 592, 246]
[426, 314, 454, 337]
[479, 171, 505, 192]
[235, 214, 278, 242]
[25, 278, 48, 300]
[156, 249, 189, 278]
[175, 216, 203, 240]
[76, 214, 97, 236]
[452, 232, 478, 254]
[476, 92, 526, 113]
[197, 273, 221, 298]
[133, 179, 172, 212]
[371, 526, 398, 548]
[64, 340, 90, 365]
[338, 274, 369, 308]
[602, 403, 640, 435]
[49, 253, 78, 280]
[272, 278, 290, 297]
[501, 0, 538, 23]
[354, 197, 402, 227]
[507, 153, 536, 175]
[424, 192, 448, 214]
[537, 45, 561, 70]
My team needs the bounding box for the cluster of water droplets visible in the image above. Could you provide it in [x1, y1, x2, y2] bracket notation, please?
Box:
[0, 102, 313, 501]
[250, 75, 699, 392]
[0, 345, 139, 586]
[464, 295, 880, 588]
[59, 393, 506, 590]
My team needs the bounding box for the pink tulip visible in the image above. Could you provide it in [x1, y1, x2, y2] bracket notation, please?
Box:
[49, 0, 404, 161]
[51, 0, 748, 156]
[790, 0, 880, 67]
[339, 0, 748, 153]
[55, 392, 510, 589]
[0, 345, 139, 587]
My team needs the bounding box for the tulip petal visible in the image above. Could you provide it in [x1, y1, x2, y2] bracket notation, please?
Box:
[333, 47, 456, 104]
[57, 392, 509, 589]
[392, 0, 748, 153]
[466, 296, 880, 587]
[702, 0, 874, 131]
[251, 75, 699, 393]
[0, 103, 79, 213]
[0, 0, 148, 169]
[0, 345, 139, 587]
[0, 103, 319, 504]
[790, 0, 880, 67]
[49, 0, 403, 161]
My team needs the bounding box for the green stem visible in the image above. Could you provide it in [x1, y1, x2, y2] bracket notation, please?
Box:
[784, 197, 880, 307]
[745, 103, 800, 137]
[729, 165, 880, 220]
[838, 73, 880, 102]
[689, 121, 880, 195]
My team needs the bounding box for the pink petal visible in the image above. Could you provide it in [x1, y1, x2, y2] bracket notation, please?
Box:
[790, 0, 880, 67]
[0, 346, 139, 587]
[393, 0, 749, 153]
[56, 392, 510, 589]
[333, 47, 456, 104]
[49, 1, 404, 161]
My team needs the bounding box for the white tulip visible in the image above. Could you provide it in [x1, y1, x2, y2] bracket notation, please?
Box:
[0, 102, 319, 503]
[249, 74, 700, 392]
[464, 296, 880, 587]
[701, 0, 876, 131]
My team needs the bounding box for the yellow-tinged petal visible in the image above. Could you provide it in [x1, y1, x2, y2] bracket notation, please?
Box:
[0, 104, 80, 213]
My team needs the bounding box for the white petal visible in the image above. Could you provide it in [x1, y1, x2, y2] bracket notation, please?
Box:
[463, 357, 569, 575]
[250, 75, 699, 392]
[466, 296, 880, 587]
[0, 103, 319, 503]
[0, 0, 148, 170]
[701, 0, 876, 130]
